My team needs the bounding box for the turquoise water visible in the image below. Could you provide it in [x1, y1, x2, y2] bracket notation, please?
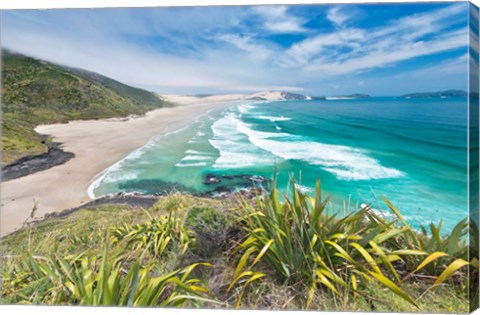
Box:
[91, 97, 469, 231]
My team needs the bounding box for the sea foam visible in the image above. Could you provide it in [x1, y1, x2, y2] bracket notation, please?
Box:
[232, 116, 404, 181]
[180, 155, 213, 161]
[238, 104, 256, 114]
[175, 162, 208, 167]
[257, 115, 292, 122]
[237, 101, 266, 115]
[209, 113, 274, 168]
[87, 122, 197, 198]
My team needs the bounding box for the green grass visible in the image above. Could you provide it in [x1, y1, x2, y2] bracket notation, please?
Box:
[1, 113, 48, 164]
[227, 179, 472, 311]
[0, 185, 474, 312]
[1, 50, 168, 165]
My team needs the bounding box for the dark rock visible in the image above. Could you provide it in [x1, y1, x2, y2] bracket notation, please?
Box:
[203, 173, 221, 185]
[311, 96, 327, 100]
[248, 175, 269, 183]
[280, 92, 309, 100]
[236, 174, 269, 183]
[1, 141, 74, 181]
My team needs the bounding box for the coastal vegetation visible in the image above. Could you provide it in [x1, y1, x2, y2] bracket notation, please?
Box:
[1, 180, 474, 312]
[1, 50, 167, 165]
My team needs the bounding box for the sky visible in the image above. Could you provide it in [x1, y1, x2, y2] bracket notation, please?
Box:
[1, 2, 473, 96]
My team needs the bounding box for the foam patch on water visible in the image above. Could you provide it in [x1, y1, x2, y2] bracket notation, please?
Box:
[184, 150, 212, 156]
[87, 122, 199, 198]
[101, 171, 141, 184]
[87, 142, 157, 198]
[257, 115, 292, 122]
[238, 104, 256, 114]
[233, 117, 404, 181]
[209, 113, 274, 168]
[175, 162, 208, 167]
[295, 184, 313, 193]
[180, 155, 213, 161]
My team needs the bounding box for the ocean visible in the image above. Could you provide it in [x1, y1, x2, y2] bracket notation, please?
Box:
[90, 97, 469, 231]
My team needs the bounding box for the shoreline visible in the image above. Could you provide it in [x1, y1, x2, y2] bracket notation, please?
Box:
[0, 100, 238, 237]
[85, 120, 196, 200]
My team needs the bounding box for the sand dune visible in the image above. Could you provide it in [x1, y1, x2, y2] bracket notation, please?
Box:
[159, 90, 308, 104]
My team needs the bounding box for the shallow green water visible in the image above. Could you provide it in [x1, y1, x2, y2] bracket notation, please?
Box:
[90, 97, 469, 231]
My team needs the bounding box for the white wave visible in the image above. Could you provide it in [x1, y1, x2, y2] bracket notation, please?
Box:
[294, 184, 313, 193]
[180, 155, 213, 161]
[209, 141, 273, 168]
[210, 113, 244, 140]
[87, 141, 153, 198]
[361, 203, 398, 221]
[237, 103, 257, 114]
[88, 121, 201, 199]
[88, 169, 112, 199]
[235, 120, 404, 181]
[101, 171, 140, 184]
[257, 115, 291, 122]
[185, 149, 209, 155]
[234, 119, 288, 139]
[209, 113, 274, 169]
[175, 162, 208, 167]
[275, 126, 282, 131]
[326, 96, 355, 100]
[196, 131, 206, 137]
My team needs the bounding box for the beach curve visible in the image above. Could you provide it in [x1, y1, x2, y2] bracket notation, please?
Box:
[0, 100, 235, 237]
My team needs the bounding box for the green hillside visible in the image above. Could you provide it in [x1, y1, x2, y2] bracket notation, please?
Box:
[1, 50, 167, 165]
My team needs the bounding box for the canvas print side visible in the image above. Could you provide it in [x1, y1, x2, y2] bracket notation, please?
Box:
[469, 2, 480, 312]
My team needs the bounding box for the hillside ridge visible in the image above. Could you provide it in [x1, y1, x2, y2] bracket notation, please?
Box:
[1, 50, 167, 165]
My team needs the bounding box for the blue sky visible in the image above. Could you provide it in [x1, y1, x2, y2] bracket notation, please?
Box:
[1, 2, 472, 96]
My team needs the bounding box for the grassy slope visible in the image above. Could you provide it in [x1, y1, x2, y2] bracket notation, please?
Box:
[0, 194, 468, 312]
[1, 50, 167, 165]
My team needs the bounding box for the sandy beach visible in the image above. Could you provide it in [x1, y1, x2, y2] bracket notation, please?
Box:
[0, 100, 236, 237]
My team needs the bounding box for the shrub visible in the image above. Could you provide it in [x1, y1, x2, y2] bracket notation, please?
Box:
[111, 209, 194, 263]
[1, 244, 211, 306]
[229, 178, 470, 309]
[185, 207, 235, 258]
[380, 198, 469, 278]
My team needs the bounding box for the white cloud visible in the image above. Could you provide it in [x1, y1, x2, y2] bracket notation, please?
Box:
[370, 2, 466, 41]
[252, 5, 307, 33]
[217, 34, 273, 62]
[307, 28, 468, 75]
[395, 53, 468, 79]
[284, 3, 468, 75]
[327, 6, 356, 27]
[286, 28, 365, 65]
